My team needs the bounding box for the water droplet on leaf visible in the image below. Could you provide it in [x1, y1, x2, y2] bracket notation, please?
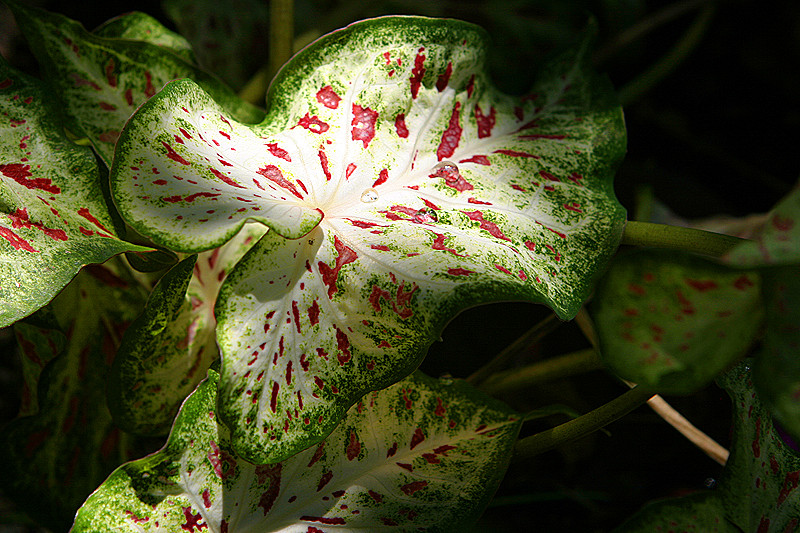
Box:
[431, 161, 460, 184]
[360, 188, 379, 203]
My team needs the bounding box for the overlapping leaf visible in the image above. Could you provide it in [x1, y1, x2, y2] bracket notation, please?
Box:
[723, 179, 800, 267]
[109, 223, 266, 435]
[0, 261, 152, 532]
[6, 0, 264, 165]
[591, 249, 762, 394]
[0, 57, 147, 327]
[73, 369, 521, 532]
[617, 362, 800, 531]
[751, 267, 800, 442]
[94, 11, 195, 63]
[110, 17, 625, 462]
[13, 318, 65, 416]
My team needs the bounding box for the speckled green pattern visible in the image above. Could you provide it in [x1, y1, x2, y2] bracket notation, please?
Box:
[72, 370, 521, 532]
[109, 224, 266, 436]
[0, 58, 146, 328]
[0, 262, 150, 532]
[7, 0, 263, 165]
[112, 17, 625, 463]
[592, 250, 762, 394]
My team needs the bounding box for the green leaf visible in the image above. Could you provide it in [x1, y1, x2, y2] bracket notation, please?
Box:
[0, 57, 147, 327]
[751, 266, 800, 442]
[93, 11, 196, 63]
[723, 178, 800, 267]
[13, 319, 66, 417]
[591, 249, 763, 394]
[109, 223, 266, 435]
[73, 369, 521, 532]
[716, 361, 800, 532]
[614, 492, 739, 532]
[110, 17, 625, 462]
[0, 261, 151, 532]
[6, 1, 264, 165]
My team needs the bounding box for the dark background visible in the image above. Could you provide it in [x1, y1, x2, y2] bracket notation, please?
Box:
[1, 0, 796, 530]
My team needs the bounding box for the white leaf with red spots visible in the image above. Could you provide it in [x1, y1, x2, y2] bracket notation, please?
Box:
[591, 250, 763, 394]
[112, 17, 625, 462]
[0, 58, 147, 327]
[109, 223, 266, 435]
[72, 370, 521, 532]
[8, 2, 263, 165]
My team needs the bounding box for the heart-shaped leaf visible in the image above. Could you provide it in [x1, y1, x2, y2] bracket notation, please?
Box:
[109, 223, 266, 435]
[93, 11, 196, 63]
[72, 369, 521, 532]
[0, 57, 147, 327]
[723, 179, 800, 267]
[0, 261, 152, 532]
[110, 17, 626, 462]
[591, 249, 763, 394]
[6, 0, 264, 165]
[751, 266, 800, 442]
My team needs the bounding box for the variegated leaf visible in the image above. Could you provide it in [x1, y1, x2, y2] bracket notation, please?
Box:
[72, 369, 521, 532]
[109, 223, 266, 435]
[752, 267, 800, 442]
[591, 249, 763, 394]
[716, 362, 800, 531]
[7, 0, 264, 165]
[0, 261, 152, 532]
[94, 11, 196, 63]
[723, 179, 800, 267]
[0, 57, 147, 328]
[110, 17, 625, 462]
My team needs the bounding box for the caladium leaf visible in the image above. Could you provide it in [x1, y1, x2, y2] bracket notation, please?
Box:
[723, 179, 800, 267]
[716, 361, 800, 531]
[0, 260, 152, 532]
[72, 369, 521, 532]
[6, 0, 264, 166]
[591, 249, 763, 394]
[0, 57, 147, 328]
[93, 11, 196, 63]
[751, 266, 800, 442]
[614, 492, 738, 532]
[110, 17, 626, 462]
[109, 223, 267, 435]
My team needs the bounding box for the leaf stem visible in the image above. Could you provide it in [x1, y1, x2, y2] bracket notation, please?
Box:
[269, 0, 294, 82]
[621, 220, 746, 257]
[618, 4, 715, 105]
[479, 348, 603, 395]
[512, 386, 654, 460]
[466, 313, 561, 386]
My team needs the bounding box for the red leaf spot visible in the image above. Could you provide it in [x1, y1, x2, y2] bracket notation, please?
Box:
[475, 104, 496, 138]
[777, 471, 800, 505]
[387, 442, 398, 458]
[1, 163, 61, 194]
[298, 113, 329, 133]
[307, 443, 324, 467]
[144, 71, 156, 98]
[368, 490, 383, 503]
[459, 155, 491, 166]
[400, 480, 428, 496]
[351, 104, 378, 148]
[493, 149, 539, 159]
[410, 427, 425, 450]
[395, 113, 409, 138]
[308, 301, 320, 326]
[270, 381, 279, 413]
[448, 268, 473, 276]
[301, 516, 345, 526]
[181, 507, 207, 531]
[373, 168, 389, 187]
[160, 141, 190, 165]
[316, 85, 341, 109]
[266, 143, 291, 161]
[346, 431, 361, 460]
[318, 236, 358, 299]
[463, 210, 510, 240]
[734, 275, 755, 290]
[436, 61, 452, 91]
[335, 327, 351, 365]
[257, 164, 303, 199]
[318, 148, 332, 181]
[396, 462, 413, 472]
[316, 471, 333, 492]
[686, 279, 718, 292]
[410, 47, 426, 99]
[437, 102, 462, 161]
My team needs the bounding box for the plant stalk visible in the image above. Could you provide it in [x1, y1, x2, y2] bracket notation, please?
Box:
[512, 386, 654, 460]
[269, 0, 295, 82]
[621, 220, 746, 257]
[480, 348, 603, 396]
